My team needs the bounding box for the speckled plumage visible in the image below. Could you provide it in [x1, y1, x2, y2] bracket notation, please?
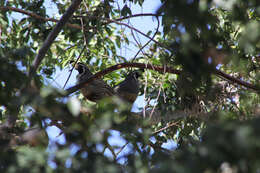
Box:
[114, 71, 141, 103]
[75, 63, 115, 102]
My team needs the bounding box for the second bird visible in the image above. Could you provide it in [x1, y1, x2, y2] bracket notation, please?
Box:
[114, 71, 142, 104]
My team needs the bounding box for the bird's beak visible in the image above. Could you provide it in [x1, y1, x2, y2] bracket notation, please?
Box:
[69, 61, 79, 70]
[69, 60, 75, 64]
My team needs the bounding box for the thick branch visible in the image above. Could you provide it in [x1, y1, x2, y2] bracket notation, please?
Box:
[65, 62, 259, 95]
[2, 1, 82, 130]
[29, 0, 82, 78]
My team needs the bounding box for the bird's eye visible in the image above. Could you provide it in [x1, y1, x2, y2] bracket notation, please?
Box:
[77, 65, 85, 74]
[134, 72, 140, 78]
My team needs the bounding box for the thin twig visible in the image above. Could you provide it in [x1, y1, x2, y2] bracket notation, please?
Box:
[63, 44, 86, 89]
[143, 65, 148, 118]
[116, 142, 129, 156]
[113, 13, 160, 22]
[0, 6, 81, 30]
[104, 18, 166, 49]
[153, 121, 180, 135]
[0, 27, 2, 45]
[149, 67, 165, 118]
[148, 141, 171, 152]
[132, 16, 160, 61]
[130, 22, 143, 61]
[105, 142, 117, 160]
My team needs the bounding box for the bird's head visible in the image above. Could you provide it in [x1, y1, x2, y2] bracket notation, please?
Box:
[70, 61, 93, 80]
[70, 61, 92, 75]
[127, 69, 144, 80]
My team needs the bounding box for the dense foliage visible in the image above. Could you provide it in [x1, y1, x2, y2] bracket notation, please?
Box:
[0, 0, 260, 172]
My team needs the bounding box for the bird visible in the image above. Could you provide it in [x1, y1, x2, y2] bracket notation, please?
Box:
[114, 70, 142, 104]
[74, 62, 115, 102]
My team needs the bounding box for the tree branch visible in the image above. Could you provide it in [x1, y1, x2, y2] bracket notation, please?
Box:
[214, 69, 260, 91]
[63, 45, 86, 89]
[131, 15, 160, 61]
[73, 13, 160, 22]
[152, 121, 180, 135]
[65, 62, 259, 96]
[1, 1, 82, 130]
[113, 13, 161, 22]
[0, 6, 81, 30]
[1, 6, 159, 30]
[28, 0, 82, 78]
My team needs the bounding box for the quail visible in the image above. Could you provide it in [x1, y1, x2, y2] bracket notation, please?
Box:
[74, 63, 115, 102]
[114, 70, 142, 103]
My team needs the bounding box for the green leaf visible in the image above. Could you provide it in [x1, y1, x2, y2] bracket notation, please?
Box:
[115, 35, 121, 48]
